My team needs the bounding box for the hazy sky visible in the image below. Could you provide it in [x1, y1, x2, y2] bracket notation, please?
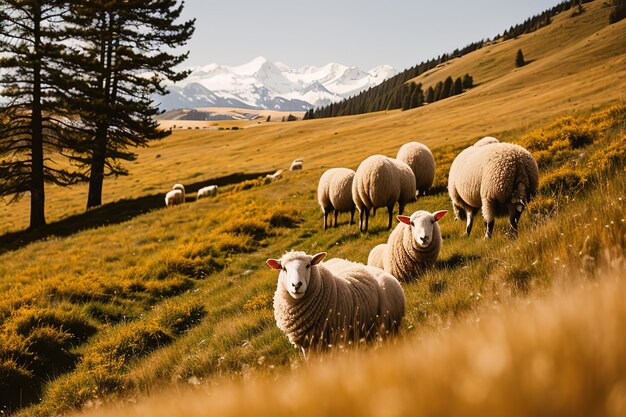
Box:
[180, 0, 562, 70]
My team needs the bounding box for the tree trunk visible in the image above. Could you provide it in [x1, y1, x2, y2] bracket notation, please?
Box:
[86, 128, 107, 208]
[30, 6, 46, 229]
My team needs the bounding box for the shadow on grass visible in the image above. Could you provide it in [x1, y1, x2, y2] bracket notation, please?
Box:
[0, 171, 272, 255]
[436, 253, 481, 270]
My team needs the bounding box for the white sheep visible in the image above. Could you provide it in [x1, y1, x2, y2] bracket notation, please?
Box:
[267, 251, 405, 351]
[165, 189, 184, 206]
[317, 168, 356, 230]
[396, 142, 436, 196]
[290, 160, 303, 171]
[266, 169, 285, 181]
[473, 136, 500, 147]
[352, 155, 416, 232]
[172, 183, 185, 202]
[448, 142, 538, 238]
[368, 210, 447, 282]
[197, 185, 218, 200]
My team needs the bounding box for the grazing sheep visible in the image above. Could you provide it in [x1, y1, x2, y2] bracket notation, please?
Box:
[165, 189, 184, 206]
[172, 183, 185, 202]
[267, 251, 405, 351]
[473, 136, 500, 147]
[317, 168, 356, 230]
[352, 155, 416, 233]
[290, 160, 303, 171]
[396, 142, 436, 196]
[266, 169, 284, 181]
[448, 142, 538, 238]
[367, 210, 447, 282]
[197, 185, 218, 200]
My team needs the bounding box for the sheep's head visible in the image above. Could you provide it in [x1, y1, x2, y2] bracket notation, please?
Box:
[397, 210, 447, 248]
[266, 251, 326, 300]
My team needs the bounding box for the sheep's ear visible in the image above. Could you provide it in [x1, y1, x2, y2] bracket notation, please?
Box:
[433, 210, 448, 222]
[397, 215, 411, 225]
[266, 259, 282, 270]
[311, 252, 326, 265]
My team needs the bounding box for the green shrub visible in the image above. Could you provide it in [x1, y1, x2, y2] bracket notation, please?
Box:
[540, 167, 586, 196]
[155, 301, 206, 336]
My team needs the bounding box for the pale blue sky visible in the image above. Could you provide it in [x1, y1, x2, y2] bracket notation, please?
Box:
[180, 0, 562, 70]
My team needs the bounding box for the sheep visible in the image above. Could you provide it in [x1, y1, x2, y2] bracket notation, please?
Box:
[290, 160, 303, 171]
[352, 155, 416, 233]
[473, 136, 500, 147]
[266, 169, 284, 182]
[267, 250, 405, 351]
[317, 168, 356, 230]
[197, 185, 218, 200]
[165, 189, 184, 206]
[172, 183, 185, 202]
[448, 142, 538, 238]
[367, 210, 447, 282]
[396, 142, 436, 196]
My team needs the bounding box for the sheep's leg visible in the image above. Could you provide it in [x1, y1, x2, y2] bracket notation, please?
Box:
[359, 210, 364, 232]
[349, 208, 355, 225]
[387, 203, 395, 230]
[324, 211, 328, 231]
[398, 202, 406, 216]
[364, 209, 370, 233]
[372, 208, 376, 218]
[333, 210, 339, 228]
[509, 205, 522, 237]
[485, 220, 495, 239]
[465, 208, 478, 236]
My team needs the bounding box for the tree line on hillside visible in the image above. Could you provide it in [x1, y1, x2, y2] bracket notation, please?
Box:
[610, 0, 626, 23]
[0, 1, 195, 229]
[305, 0, 600, 121]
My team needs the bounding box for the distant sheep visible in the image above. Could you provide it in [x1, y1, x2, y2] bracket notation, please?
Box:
[267, 251, 405, 351]
[352, 155, 416, 232]
[317, 168, 356, 230]
[396, 142, 435, 196]
[290, 160, 303, 171]
[448, 142, 538, 238]
[368, 210, 447, 282]
[197, 185, 218, 200]
[165, 189, 184, 206]
[266, 169, 285, 181]
[172, 183, 185, 202]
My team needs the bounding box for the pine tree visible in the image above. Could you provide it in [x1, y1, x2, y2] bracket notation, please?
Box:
[426, 86, 435, 104]
[516, 49, 526, 67]
[0, 0, 84, 229]
[609, 0, 626, 23]
[462, 73, 474, 89]
[452, 77, 463, 95]
[59, 0, 195, 208]
[442, 76, 454, 99]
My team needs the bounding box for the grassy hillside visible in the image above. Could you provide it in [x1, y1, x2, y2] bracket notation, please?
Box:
[1, 1, 625, 234]
[1, 102, 624, 416]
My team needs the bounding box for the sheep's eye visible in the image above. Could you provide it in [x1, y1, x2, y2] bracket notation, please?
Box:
[410, 221, 414, 227]
[306, 264, 310, 269]
[431, 220, 435, 224]
[281, 267, 286, 272]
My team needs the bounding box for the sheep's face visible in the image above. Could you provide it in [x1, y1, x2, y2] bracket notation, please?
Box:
[266, 252, 326, 300]
[398, 210, 447, 248]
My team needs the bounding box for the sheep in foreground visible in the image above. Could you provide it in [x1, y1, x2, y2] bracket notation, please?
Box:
[267, 251, 405, 351]
[448, 142, 538, 238]
[396, 141, 436, 196]
[352, 155, 416, 232]
[368, 210, 447, 282]
[165, 189, 184, 206]
[197, 185, 218, 200]
[473, 136, 500, 147]
[290, 160, 303, 171]
[317, 168, 356, 230]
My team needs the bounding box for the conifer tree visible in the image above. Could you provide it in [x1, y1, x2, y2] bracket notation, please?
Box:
[516, 49, 526, 67]
[452, 77, 463, 95]
[426, 86, 435, 104]
[442, 76, 454, 99]
[59, 0, 195, 208]
[462, 73, 474, 89]
[0, 0, 84, 229]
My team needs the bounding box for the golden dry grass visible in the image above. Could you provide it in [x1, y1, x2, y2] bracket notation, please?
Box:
[77, 264, 626, 417]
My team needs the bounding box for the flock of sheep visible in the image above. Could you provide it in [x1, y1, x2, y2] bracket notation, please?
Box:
[267, 137, 539, 352]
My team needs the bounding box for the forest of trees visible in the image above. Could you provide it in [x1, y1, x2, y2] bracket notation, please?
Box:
[610, 0, 626, 23]
[306, 0, 599, 121]
[0, 0, 195, 229]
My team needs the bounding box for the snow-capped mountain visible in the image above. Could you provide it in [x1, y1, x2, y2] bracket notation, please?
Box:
[155, 57, 397, 112]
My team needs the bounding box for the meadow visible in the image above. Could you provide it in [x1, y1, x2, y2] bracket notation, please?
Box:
[0, 2, 625, 415]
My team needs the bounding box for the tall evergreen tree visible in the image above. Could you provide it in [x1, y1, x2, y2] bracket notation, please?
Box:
[452, 77, 463, 95]
[426, 86, 435, 104]
[59, 0, 195, 208]
[462, 73, 474, 89]
[0, 0, 83, 229]
[516, 49, 526, 67]
[442, 76, 454, 99]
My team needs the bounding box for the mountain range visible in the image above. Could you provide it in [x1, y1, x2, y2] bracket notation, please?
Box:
[155, 57, 397, 112]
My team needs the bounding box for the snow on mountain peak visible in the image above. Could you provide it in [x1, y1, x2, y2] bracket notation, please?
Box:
[158, 58, 397, 111]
